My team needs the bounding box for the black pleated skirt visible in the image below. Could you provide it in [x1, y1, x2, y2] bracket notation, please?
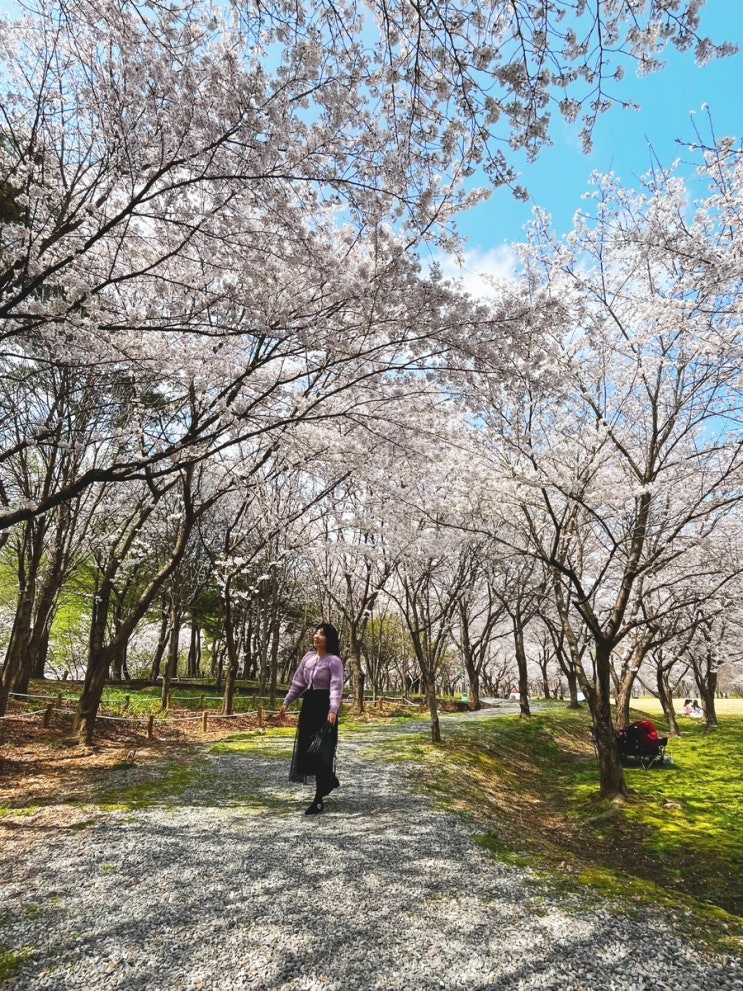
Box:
[290, 688, 339, 785]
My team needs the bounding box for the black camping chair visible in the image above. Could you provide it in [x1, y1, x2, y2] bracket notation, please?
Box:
[615, 719, 668, 770]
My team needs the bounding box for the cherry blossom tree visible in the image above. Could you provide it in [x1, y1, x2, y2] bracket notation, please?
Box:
[306, 481, 396, 715]
[463, 154, 743, 798]
[72, 469, 200, 743]
[373, 424, 482, 739]
[0, 364, 110, 712]
[0, 0, 730, 531]
[1, 0, 738, 760]
[449, 541, 510, 709]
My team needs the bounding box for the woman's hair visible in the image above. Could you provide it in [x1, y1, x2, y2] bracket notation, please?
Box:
[315, 622, 341, 656]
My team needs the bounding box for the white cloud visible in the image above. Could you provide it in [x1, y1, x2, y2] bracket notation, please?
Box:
[433, 245, 519, 299]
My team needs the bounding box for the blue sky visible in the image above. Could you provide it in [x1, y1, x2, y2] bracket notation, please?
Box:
[445, 0, 743, 286]
[2, 0, 739, 282]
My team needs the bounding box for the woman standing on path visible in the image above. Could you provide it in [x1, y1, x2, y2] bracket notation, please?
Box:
[279, 623, 344, 815]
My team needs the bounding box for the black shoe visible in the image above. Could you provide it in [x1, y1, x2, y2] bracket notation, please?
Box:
[304, 800, 324, 815]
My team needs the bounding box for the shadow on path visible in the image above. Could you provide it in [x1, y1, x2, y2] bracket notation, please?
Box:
[1, 716, 739, 991]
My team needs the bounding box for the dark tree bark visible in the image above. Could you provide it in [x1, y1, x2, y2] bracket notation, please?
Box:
[150, 595, 171, 683]
[690, 626, 720, 730]
[655, 661, 682, 738]
[346, 626, 366, 717]
[221, 580, 245, 716]
[512, 611, 531, 719]
[74, 471, 196, 745]
[585, 638, 628, 799]
[550, 575, 628, 799]
[0, 519, 45, 713]
[188, 623, 202, 677]
[161, 593, 182, 709]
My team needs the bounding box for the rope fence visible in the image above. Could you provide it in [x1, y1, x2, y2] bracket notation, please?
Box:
[0, 692, 286, 740]
[1, 686, 434, 741]
[0, 707, 50, 720]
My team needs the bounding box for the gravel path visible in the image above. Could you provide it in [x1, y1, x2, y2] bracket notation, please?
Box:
[2, 713, 741, 991]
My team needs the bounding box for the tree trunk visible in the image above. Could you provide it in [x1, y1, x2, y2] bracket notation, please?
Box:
[348, 632, 365, 716]
[463, 657, 481, 709]
[613, 667, 640, 730]
[223, 653, 238, 715]
[426, 677, 440, 743]
[188, 623, 201, 677]
[565, 668, 581, 708]
[161, 598, 181, 709]
[0, 551, 38, 713]
[269, 634, 278, 708]
[458, 611, 482, 709]
[1, 517, 52, 708]
[265, 617, 280, 705]
[222, 587, 238, 716]
[242, 615, 254, 681]
[589, 640, 628, 800]
[213, 638, 225, 690]
[696, 666, 719, 730]
[150, 597, 170, 683]
[23, 568, 64, 686]
[513, 620, 531, 719]
[74, 578, 113, 745]
[110, 643, 128, 683]
[110, 603, 126, 681]
[74, 643, 115, 746]
[539, 659, 552, 699]
[656, 668, 681, 737]
[0, 608, 28, 714]
[30, 624, 51, 682]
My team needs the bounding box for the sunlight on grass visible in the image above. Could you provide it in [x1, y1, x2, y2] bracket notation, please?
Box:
[99, 684, 266, 716]
[97, 763, 204, 811]
[0, 805, 39, 818]
[373, 704, 743, 950]
[211, 733, 293, 758]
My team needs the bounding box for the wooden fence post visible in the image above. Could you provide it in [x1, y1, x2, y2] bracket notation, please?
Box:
[42, 703, 54, 727]
[257, 706, 264, 728]
[202, 710, 208, 732]
[147, 715, 154, 739]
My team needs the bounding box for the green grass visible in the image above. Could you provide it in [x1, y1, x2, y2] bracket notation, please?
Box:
[96, 760, 205, 811]
[19, 679, 287, 717]
[210, 728, 295, 758]
[99, 684, 266, 716]
[0, 947, 33, 981]
[93, 751, 270, 812]
[0, 806, 39, 818]
[373, 704, 743, 952]
[619, 719, 743, 897]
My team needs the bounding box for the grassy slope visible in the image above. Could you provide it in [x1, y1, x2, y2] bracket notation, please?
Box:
[369, 702, 742, 951]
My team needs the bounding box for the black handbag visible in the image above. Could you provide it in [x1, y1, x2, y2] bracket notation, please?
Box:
[307, 721, 334, 762]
